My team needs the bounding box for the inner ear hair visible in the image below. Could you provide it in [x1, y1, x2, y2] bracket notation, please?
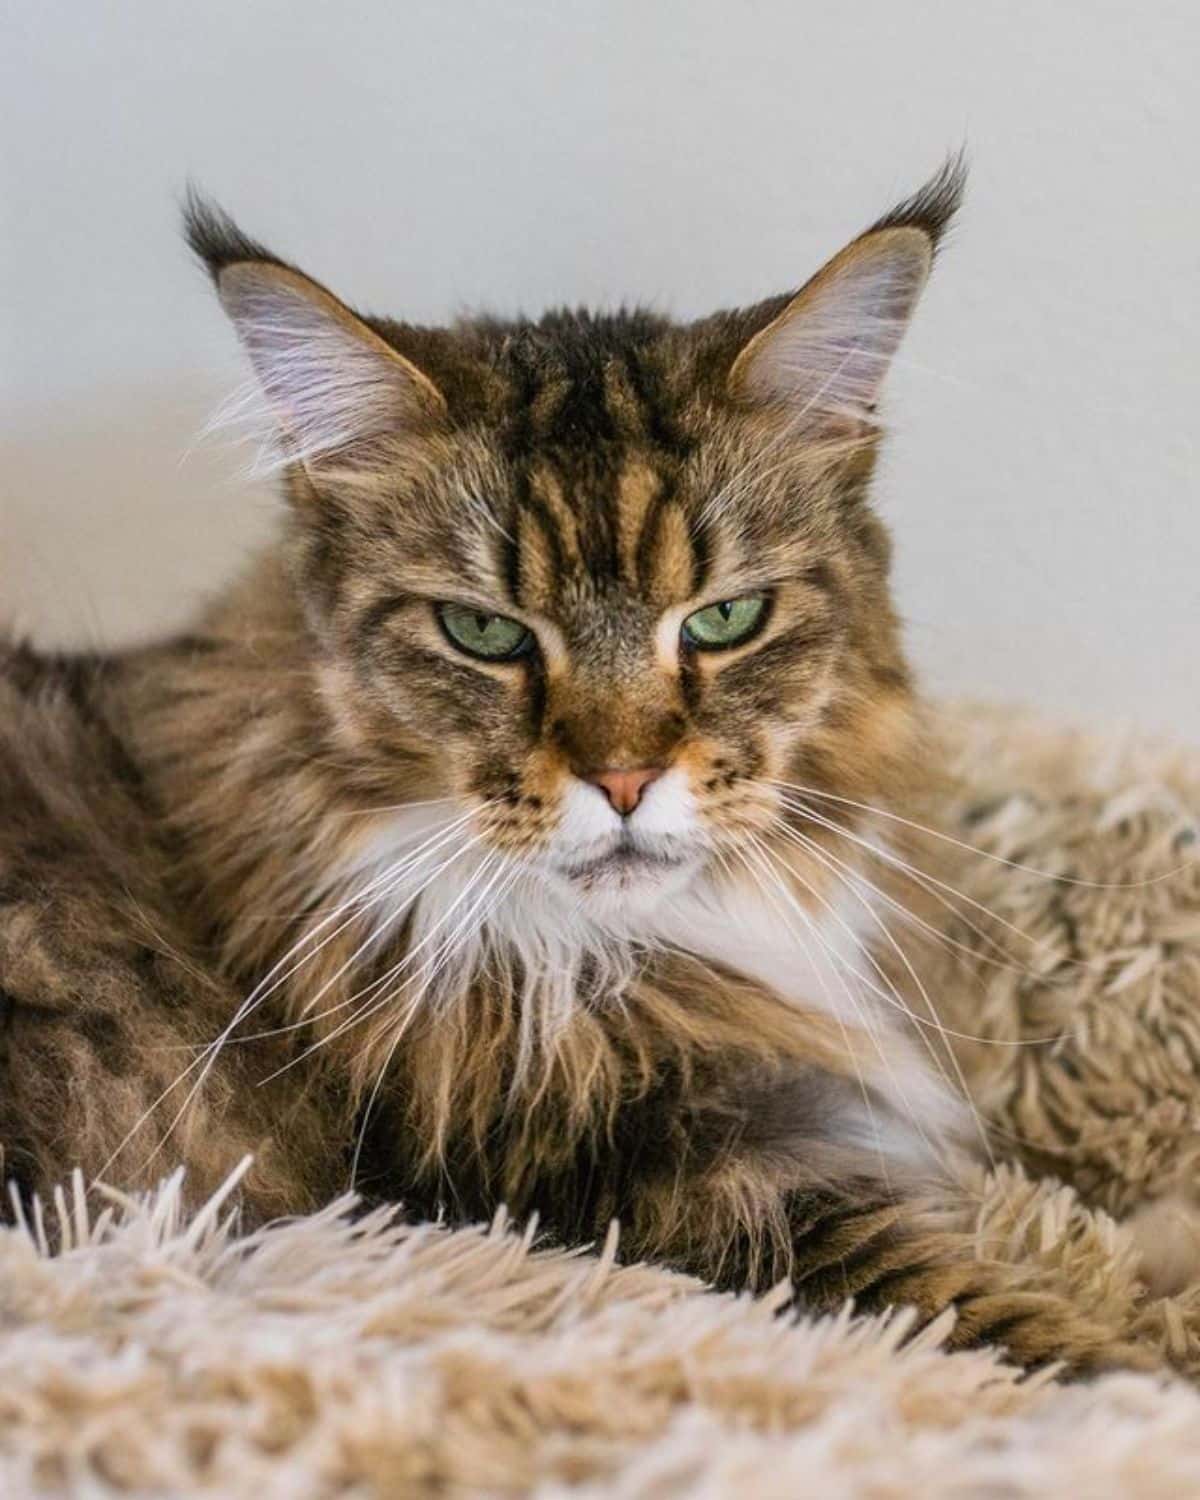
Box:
[218, 262, 446, 460]
[185, 191, 446, 472]
[728, 156, 965, 435]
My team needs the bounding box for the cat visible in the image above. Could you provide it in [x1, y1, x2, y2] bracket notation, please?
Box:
[0, 160, 1143, 1374]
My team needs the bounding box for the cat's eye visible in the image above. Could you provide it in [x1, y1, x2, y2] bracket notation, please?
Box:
[681, 595, 767, 650]
[437, 602, 533, 661]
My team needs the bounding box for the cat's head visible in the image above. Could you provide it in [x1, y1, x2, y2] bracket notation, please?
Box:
[188, 162, 961, 927]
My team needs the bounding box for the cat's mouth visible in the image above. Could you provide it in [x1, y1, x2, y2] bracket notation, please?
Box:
[556, 835, 700, 890]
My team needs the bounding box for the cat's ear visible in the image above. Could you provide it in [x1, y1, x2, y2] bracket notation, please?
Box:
[728, 158, 965, 434]
[184, 191, 446, 471]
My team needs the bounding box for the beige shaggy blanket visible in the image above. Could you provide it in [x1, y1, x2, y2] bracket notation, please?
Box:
[3, 704, 1200, 1497]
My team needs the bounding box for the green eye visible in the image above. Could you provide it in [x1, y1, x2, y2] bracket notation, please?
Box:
[438, 602, 533, 660]
[681, 595, 767, 650]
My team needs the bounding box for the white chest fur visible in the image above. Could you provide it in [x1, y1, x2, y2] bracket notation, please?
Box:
[340, 807, 965, 1170]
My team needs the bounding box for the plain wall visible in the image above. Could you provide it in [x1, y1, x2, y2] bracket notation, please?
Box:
[3, 0, 1198, 739]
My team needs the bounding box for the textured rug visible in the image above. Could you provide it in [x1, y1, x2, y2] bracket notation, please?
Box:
[2, 703, 1199, 1497]
[2, 1167, 1200, 1498]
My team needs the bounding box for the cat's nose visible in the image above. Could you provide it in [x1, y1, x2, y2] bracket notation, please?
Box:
[585, 766, 664, 817]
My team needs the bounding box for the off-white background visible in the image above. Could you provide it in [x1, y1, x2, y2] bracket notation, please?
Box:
[3, 1, 1197, 738]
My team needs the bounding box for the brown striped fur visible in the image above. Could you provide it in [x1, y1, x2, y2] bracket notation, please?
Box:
[0, 160, 1152, 1374]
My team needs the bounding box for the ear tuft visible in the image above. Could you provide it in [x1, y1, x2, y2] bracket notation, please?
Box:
[182, 186, 288, 285]
[863, 150, 967, 255]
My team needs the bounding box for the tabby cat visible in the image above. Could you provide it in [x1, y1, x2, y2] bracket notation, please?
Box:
[0, 162, 1137, 1372]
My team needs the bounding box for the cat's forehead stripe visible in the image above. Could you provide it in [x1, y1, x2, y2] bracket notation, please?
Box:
[615, 460, 659, 585]
[505, 452, 700, 619]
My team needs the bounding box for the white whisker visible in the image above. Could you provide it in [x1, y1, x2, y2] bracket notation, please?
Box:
[772, 813, 1076, 1040]
[770, 779, 1194, 890]
[775, 790, 1071, 970]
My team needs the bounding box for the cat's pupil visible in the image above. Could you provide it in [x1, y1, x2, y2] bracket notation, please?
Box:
[718, 601, 734, 621]
[474, 613, 491, 634]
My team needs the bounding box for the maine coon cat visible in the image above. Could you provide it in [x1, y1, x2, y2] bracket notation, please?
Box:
[0, 161, 1143, 1373]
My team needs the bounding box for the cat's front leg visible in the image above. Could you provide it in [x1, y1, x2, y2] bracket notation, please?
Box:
[784, 1181, 1158, 1374]
[639, 1162, 1160, 1376]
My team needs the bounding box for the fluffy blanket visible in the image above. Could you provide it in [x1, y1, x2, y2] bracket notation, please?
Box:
[2, 704, 1199, 1497]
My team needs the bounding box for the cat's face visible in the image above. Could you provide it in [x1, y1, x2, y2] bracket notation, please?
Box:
[190, 166, 959, 923]
[304, 407, 901, 923]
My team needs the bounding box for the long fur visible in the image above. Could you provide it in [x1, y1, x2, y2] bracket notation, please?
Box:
[3, 160, 1147, 1373]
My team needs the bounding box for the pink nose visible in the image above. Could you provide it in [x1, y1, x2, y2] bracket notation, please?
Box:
[586, 766, 663, 817]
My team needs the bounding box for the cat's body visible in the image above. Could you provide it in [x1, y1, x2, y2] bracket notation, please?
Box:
[0, 164, 1146, 1372]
